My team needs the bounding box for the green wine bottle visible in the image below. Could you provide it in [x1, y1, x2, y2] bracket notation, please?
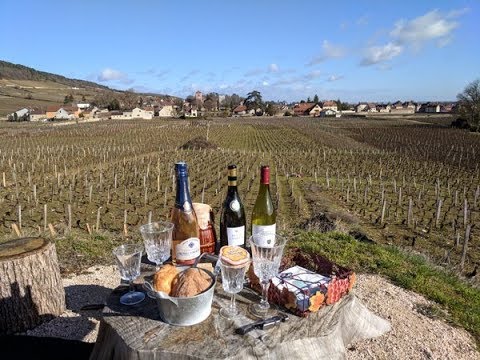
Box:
[251, 165, 276, 247]
[220, 165, 246, 249]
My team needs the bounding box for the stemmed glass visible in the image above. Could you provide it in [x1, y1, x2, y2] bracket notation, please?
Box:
[113, 244, 145, 306]
[219, 249, 250, 319]
[248, 234, 287, 318]
[140, 221, 174, 270]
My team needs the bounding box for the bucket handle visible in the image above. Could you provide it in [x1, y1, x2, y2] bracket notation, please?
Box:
[143, 280, 179, 306]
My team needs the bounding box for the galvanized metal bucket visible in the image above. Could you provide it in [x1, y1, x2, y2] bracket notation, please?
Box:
[145, 267, 216, 326]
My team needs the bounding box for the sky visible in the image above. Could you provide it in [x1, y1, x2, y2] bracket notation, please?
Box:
[1, 0, 479, 103]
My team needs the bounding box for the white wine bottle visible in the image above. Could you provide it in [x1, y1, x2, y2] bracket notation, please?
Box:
[251, 165, 276, 247]
[220, 164, 246, 249]
[170, 162, 200, 265]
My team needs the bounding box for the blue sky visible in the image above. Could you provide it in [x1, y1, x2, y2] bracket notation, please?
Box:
[1, 0, 479, 102]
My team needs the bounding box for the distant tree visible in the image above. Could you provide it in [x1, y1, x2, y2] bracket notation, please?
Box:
[300, 100, 305, 103]
[313, 94, 319, 103]
[265, 102, 278, 116]
[457, 79, 480, 132]
[63, 94, 74, 104]
[108, 98, 120, 111]
[81, 95, 86, 102]
[244, 90, 264, 112]
[203, 98, 216, 111]
[204, 93, 219, 111]
[122, 90, 137, 110]
[307, 97, 311, 103]
[230, 93, 242, 108]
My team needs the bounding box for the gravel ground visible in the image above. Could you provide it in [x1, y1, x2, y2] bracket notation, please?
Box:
[26, 267, 479, 359]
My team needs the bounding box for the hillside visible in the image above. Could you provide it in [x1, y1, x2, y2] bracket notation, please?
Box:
[0, 60, 109, 90]
[0, 60, 177, 116]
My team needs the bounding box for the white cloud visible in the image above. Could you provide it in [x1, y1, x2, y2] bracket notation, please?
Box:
[262, 81, 269, 86]
[327, 75, 344, 82]
[360, 42, 403, 66]
[308, 40, 347, 65]
[98, 68, 129, 82]
[269, 63, 279, 73]
[356, 15, 369, 26]
[390, 9, 463, 49]
[307, 70, 322, 79]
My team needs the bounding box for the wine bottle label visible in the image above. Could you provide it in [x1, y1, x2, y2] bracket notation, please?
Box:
[229, 199, 240, 212]
[252, 224, 276, 247]
[226, 226, 245, 246]
[175, 237, 200, 261]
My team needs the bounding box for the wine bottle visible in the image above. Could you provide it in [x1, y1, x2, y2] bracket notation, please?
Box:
[193, 202, 217, 254]
[251, 165, 276, 247]
[220, 165, 246, 249]
[170, 162, 200, 265]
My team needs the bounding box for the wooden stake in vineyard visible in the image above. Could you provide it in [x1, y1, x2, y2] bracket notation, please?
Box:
[460, 224, 472, 271]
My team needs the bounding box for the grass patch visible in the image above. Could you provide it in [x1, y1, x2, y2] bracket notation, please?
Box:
[288, 231, 480, 346]
[52, 229, 142, 274]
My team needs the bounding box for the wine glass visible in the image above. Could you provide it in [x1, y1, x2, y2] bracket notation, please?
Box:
[219, 250, 250, 319]
[140, 221, 174, 270]
[113, 244, 145, 306]
[248, 234, 287, 318]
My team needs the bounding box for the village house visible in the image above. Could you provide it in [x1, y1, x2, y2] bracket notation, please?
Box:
[320, 109, 338, 117]
[365, 103, 377, 112]
[293, 103, 322, 116]
[232, 105, 254, 116]
[132, 107, 154, 119]
[157, 104, 174, 117]
[45, 105, 77, 120]
[7, 108, 30, 121]
[322, 100, 338, 112]
[355, 103, 368, 112]
[376, 104, 391, 113]
[29, 108, 47, 121]
[418, 102, 450, 113]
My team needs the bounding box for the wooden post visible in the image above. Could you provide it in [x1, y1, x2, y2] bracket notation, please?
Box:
[435, 199, 443, 228]
[460, 224, 471, 271]
[67, 204, 72, 233]
[407, 198, 413, 228]
[18, 205, 22, 230]
[124, 209, 128, 237]
[12, 223, 21, 237]
[381, 200, 387, 225]
[44, 204, 48, 231]
[48, 224, 56, 236]
[96, 207, 102, 232]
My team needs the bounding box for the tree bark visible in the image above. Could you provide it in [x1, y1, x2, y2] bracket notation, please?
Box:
[0, 237, 65, 335]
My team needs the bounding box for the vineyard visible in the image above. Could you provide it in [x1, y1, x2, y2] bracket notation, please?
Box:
[0, 116, 478, 278]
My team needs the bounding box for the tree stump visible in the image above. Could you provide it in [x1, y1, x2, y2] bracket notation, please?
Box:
[0, 237, 65, 335]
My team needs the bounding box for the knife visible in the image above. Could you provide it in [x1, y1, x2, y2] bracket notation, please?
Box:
[235, 314, 289, 335]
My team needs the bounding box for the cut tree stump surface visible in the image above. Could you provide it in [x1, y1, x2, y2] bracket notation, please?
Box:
[90, 279, 390, 360]
[0, 237, 65, 335]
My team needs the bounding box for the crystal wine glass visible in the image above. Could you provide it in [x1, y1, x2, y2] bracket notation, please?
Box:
[219, 250, 250, 319]
[140, 221, 174, 270]
[113, 244, 145, 306]
[248, 234, 287, 318]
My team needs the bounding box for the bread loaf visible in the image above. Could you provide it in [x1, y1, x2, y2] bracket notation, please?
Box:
[171, 268, 212, 297]
[153, 264, 179, 294]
